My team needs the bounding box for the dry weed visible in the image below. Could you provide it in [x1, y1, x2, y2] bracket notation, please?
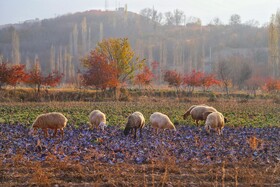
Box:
[248, 136, 262, 150]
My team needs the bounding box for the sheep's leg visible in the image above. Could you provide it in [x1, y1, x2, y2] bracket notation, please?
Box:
[140, 128, 142, 138]
[134, 128, 137, 139]
[43, 129, 49, 138]
[53, 129, 57, 137]
[60, 129, 64, 139]
[195, 120, 199, 126]
[32, 128, 38, 135]
[218, 128, 222, 135]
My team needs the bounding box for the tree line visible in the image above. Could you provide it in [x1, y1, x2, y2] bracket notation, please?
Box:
[2, 37, 280, 97]
[0, 8, 272, 85]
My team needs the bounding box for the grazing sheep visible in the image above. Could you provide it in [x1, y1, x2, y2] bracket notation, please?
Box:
[31, 112, 67, 138]
[89, 110, 107, 130]
[149, 112, 176, 134]
[183, 104, 209, 119]
[203, 111, 227, 135]
[184, 105, 217, 125]
[183, 105, 198, 120]
[124, 111, 145, 139]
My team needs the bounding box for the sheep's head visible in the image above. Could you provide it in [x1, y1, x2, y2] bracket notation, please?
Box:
[205, 124, 211, 134]
[182, 112, 190, 120]
[32, 121, 40, 128]
[168, 122, 176, 131]
[99, 122, 107, 131]
[123, 126, 131, 136]
[124, 116, 135, 135]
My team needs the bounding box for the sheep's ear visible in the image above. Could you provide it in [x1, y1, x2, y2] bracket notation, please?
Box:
[224, 117, 228, 123]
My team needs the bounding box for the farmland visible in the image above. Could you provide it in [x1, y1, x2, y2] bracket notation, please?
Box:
[0, 97, 280, 127]
[1, 98, 280, 186]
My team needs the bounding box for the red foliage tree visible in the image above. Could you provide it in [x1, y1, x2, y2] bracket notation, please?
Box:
[134, 65, 154, 88]
[164, 70, 182, 90]
[7, 64, 29, 88]
[183, 70, 204, 92]
[43, 71, 63, 87]
[0, 62, 29, 89]
[27, 63, 63, 93]
[200, 73, 221, 91]
[81, 51, 119, 90]
[0, 62, 11, 89]
[264, 78, 280, 93]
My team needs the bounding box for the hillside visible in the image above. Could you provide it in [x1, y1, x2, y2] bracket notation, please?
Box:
[0, 9, 269, 84]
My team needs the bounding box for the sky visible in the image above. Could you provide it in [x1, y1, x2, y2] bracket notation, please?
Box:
[0, 0, 279, 26]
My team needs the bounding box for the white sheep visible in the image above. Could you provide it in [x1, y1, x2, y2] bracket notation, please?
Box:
[149, 112, 176, 134]
[124, 111, 145, 139]
[183, 105, 217, 125]
[203, 111, 227, 135]
[89, 110, 107, 130]
[31, 112, 68, 138]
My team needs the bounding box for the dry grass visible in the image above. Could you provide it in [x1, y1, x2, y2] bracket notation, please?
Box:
[248, 136, 263, 150]
[0, 153, 280, 186]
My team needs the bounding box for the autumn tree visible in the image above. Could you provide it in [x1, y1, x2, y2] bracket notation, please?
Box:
[7, 64, 29, 88]
[183, 70, 203, 92]
[26, 62, 63, 93]
[0, 62, 11, 89]
[94, 38, 145, 86]
[200, 73, 220, 91]
[134, 65, 154, 88]
[81, 51, 119, 90]
[44, 71, 64, 87]
[164, 70, 182, 91]
[264, 78, 280, 93]
[0, 62, 29, 89]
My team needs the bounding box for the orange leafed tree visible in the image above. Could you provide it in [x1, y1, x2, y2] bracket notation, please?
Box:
[81, 51, 119, 90]
[0, 62, 29, 89]
[44, 71, 64, 87]
[164, 70, 182, 91]
[27, 62, 63, 93]
[0, 62, 11, 89]
[7, 64, 29, 88]
[94, 38, 145, 85]
[183, 70, 204, 92]
[264, 78, 280, 93]
[200, 73, 220, 91]
[134, 65, 154, 88]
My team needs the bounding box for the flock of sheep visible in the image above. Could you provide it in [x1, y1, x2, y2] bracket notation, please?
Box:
[30, 104, 227, 139]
